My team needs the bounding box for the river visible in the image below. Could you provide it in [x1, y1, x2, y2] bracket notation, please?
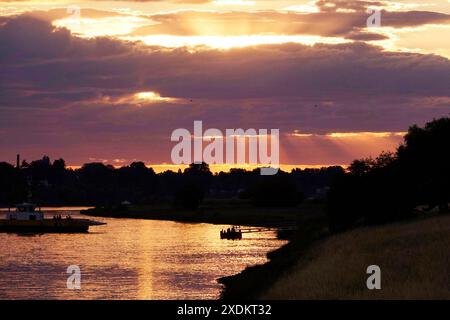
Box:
[0, 209, 286, 299]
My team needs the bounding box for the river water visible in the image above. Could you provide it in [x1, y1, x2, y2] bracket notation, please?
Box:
[0, 209, 286, 299]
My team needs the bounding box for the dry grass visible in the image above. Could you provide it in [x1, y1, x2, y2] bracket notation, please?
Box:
[262, 214, 450, 299]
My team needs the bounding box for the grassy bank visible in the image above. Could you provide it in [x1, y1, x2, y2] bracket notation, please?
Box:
[82, 199, 325, 227]
[261, 213, 450, 299]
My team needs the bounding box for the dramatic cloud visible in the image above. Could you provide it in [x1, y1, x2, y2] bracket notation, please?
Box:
[11, 3, 450, 46]
[1, 16, 449, 166]
[23, 8, 126, 23]
[130, 9, 450, 39]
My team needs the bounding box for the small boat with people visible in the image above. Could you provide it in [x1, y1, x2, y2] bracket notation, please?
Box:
[220, 226, 242, 240]
[0, 203, 106, 233]
[220, 223, 299, 240]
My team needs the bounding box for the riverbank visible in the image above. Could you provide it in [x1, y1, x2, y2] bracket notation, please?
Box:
[260, 213, 450, 299]
[81, 199, 325, 227]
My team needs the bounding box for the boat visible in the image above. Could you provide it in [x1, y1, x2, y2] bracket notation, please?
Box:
[0, 203, 106, 233]
[220, 227, 242, 240]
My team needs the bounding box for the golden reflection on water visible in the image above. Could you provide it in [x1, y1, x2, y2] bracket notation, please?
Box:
[0, 213, 286, 299]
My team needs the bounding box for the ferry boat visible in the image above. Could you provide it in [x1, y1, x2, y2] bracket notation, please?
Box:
[0, 203, 106, 233]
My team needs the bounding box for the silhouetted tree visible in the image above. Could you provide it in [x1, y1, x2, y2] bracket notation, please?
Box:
[327, 117, 450, 232]
[398, 118, 450, 212]
[0, 162, 27, 205]
[117, 162, 157, 204]
[79, 162, 116, 205]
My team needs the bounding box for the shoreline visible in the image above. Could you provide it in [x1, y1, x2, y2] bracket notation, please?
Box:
[81, 201, 329, 299]
[218, 215, 328, 299]
[80, 200, 326, 227]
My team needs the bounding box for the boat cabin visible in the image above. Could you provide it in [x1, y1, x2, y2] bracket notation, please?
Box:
[7, 203, 44, 221]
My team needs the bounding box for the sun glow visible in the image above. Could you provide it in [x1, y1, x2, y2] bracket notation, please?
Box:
[134, 91, 176, 103]
[326, 132, 406, 138]
[283, 1, 319, 13]
[136, 91, 160, 100]
[213, 0, 255, 6]
[67, 163, 344, 173]
[290, 131, 406, 138]
[123, 34, 349, 49]
[91, 91, 179, 107]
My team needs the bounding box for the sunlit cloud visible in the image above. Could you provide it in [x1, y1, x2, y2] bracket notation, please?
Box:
[212, 0, 255, 6]
[123, 34, 349, 49]
[3, 3, 446, 56]
[389, 24, 450, 58]
[326, 132, 406, 138]
[91, 91, 181, 107]
[130, 91, 181, 106]
[283, 1, 319, 13]
[379, 1, 437, 12]
[54, 15, 150, 37]
[112, 158, 127, 164]
[192, 133, 274, 140]
[284, 130, 407, 165]
[290, 131, 406, 138]
[88, 157, 109, 164]
[290, 131, 314, 138]
[366, 24, 450, 58]
[135, 91, 175, 102]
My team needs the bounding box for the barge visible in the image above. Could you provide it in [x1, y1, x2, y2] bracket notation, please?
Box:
[0, 203, 106, 233]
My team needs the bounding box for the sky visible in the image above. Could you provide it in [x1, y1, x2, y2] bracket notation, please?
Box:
[0, 0, 449, 171]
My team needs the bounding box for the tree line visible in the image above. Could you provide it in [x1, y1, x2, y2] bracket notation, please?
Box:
[2, 117, 449, 232]
[0, 155, 342, 209]
[327, 117, 450, 231]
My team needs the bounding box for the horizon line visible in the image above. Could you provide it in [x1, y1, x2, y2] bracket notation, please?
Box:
[65, 163, 348, 173]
